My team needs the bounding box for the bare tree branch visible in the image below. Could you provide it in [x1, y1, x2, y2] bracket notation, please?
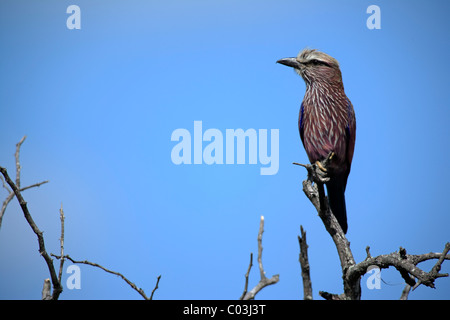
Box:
[239, 253, 253, 300]
[242, 216, 279, 300]
[20, 180, 50, 192]
[0, 175, 11, 193]
[296, 153, 450, 300]
[347, 244, 450, 293]
[57, 204, 65, 284]
[2, 137, 160, 300]
[0, 190, 14, 227]
[412, 243, 450, 290]
[15, 135, 26, 189]
[150, 275, 162, 300]
[0, 136, 49, 229]
[0, 166, 62, 300]
[0, 180, 49, 228]
[298, 225, 313, 300]
[52, 254, 153, 300]
[399, 284, 411, 300]
[318, 290, 345, 300]
[297, 154, 360, 300]
[51, 206, 161, 300]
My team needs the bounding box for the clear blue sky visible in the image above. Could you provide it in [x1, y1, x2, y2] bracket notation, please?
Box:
[0, 0, 449, 300]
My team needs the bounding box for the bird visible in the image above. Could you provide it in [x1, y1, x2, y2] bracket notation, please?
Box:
[277, 49, 356, 234]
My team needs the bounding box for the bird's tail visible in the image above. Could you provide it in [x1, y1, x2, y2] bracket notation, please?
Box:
[326, 178, 348, 234]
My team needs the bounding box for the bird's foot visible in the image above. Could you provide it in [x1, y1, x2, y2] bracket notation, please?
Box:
[313, 152, 335, 183]
[312, 161, 330, 184]
[293, 152, 335, 185]
[293, 162, 329, 184]
[315, 160, 327, 172]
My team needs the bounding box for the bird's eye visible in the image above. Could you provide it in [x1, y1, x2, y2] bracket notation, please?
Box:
[310, 59, 329, 67]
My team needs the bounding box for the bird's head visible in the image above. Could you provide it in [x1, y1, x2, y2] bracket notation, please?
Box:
[277, 48, 342, 86]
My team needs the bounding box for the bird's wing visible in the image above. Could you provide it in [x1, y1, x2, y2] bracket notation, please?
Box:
[298, 102, 305, 147]
[345, 98, 356, 173]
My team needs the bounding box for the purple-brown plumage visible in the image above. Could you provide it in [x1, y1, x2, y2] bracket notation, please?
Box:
[278, 49, 356, 233]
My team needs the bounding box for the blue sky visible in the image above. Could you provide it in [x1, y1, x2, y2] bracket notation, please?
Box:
[0, 0, 449, 300]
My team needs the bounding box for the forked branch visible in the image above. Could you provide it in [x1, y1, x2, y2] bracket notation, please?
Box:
[0, 136, 48, 228]
[0, 165, 62, 300]
[241, 216, 279, 300]
[1, 137, 160, 300]
[295, 153, 449, 300]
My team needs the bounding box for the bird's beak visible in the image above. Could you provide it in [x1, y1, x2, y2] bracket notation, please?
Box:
[276, 57, 302, 69]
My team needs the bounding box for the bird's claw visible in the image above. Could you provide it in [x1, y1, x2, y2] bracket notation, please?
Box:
[312, 152, 335, 183]
[312, 162, 330, 183]
[315, 161, 327, 172]
[293, 152, 334, 184]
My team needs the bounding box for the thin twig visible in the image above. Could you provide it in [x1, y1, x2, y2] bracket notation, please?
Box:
[57, 204, 65, 283]
[15, 135, 26, 189]
[429, 243, 450, 279]
[239, 253, 253, 300]
[0, 180, 49, 228]
[0, 175, 11, 193]
[412, 242, 450, 290]
[0, 166, 62, 300]
[150, 275, 161, 300]
[257, 216, 266, 281]
[242, 216, 279, 300]
[365, 246, 372, 259]
[0, 135, 48, 229]
[53, 254, 150, 300]
[0, 192, 15, 227]
[20, 180, 49, 192]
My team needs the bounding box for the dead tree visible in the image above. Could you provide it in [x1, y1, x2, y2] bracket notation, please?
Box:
[294, 153, 450, 300]
[0, 136, 160, 300]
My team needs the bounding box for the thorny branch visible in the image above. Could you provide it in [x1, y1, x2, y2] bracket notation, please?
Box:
[294, 153, 450, 300]
[241, 216, 279, 300]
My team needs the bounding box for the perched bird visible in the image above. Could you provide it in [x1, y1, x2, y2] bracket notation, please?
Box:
[277, 49, 356, 234]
